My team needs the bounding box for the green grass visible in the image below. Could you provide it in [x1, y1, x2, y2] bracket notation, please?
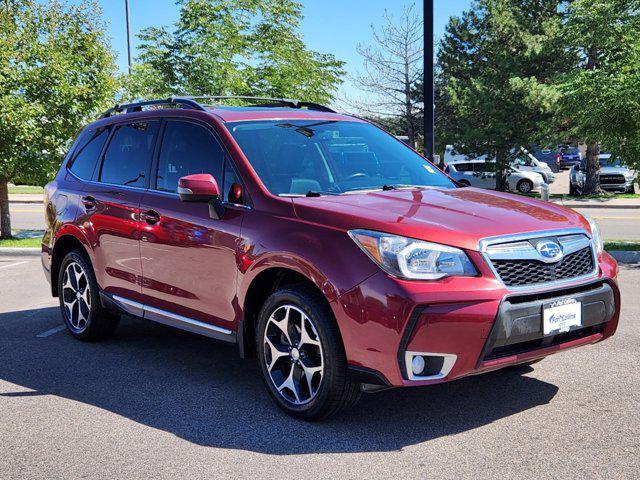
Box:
[0, 237, 41, 248]
[8, 185, 44, 194]
[520, 192, 638, 200]
[604, 241, 640, 251]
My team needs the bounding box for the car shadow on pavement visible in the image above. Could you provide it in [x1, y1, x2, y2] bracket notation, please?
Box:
[0, 307, 559, 454]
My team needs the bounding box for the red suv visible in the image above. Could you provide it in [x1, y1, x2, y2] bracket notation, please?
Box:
[42, 97, 620, 420]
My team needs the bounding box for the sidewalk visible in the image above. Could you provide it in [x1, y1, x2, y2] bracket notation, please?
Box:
[9, 194, 44, 204]
[550, 197, 640, 209]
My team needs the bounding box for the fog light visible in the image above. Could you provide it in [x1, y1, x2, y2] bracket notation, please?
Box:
[411, 355, 426, 376]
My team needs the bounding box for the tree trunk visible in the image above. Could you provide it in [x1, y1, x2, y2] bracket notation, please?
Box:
[404, 56, 415, 147]
[495, 151, 509, 191]
[582, 143, 602, 195]
[0, 177, 12, 239]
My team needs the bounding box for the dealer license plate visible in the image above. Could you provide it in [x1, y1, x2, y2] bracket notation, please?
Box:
[543, 298, 582, 335]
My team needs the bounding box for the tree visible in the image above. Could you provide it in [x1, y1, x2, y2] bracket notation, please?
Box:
[438, 0, 569, 190]
[346, 4, 423, 146]
[558, 0, 640, 195]
[124, 0, 344, 104]
[0, 0, 118, 239]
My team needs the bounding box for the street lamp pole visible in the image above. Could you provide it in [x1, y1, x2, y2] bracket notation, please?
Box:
[423, 0, 434, 160]
[125, 0, 132, 74]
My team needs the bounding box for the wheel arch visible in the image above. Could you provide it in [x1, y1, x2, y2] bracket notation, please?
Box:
[516, 178, 534, 192]
[50, 229, 93, 297]
[238, 264, 339, 359]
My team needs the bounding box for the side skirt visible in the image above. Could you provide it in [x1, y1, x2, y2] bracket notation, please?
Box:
[100, 291, 236, 344]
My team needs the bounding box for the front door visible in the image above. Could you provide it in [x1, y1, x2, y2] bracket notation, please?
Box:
[138, 120, 245, 333]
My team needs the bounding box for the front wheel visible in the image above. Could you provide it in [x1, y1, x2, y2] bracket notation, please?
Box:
[517, 179, 534, 193]
[256, 286, 361, 420]
[58, 250, 120, 341]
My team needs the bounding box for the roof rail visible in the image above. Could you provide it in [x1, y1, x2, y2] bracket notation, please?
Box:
[99, 96, 207, 119]
[99, 95, 337, 119]
[194, 96, 336, 113]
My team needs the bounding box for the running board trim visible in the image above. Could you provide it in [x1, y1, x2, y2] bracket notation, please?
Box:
[106, 293, 235, 343]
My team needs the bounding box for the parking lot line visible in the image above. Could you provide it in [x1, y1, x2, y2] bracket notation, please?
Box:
[0, 261, 28, 270]
[36, 325, 66, 338]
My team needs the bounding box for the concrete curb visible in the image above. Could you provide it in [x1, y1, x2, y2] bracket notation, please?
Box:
[554, 203, 639, 209]
[609, 250, 640, 264]
[0, 248, 40, 257]
[8, 199, 43, 204]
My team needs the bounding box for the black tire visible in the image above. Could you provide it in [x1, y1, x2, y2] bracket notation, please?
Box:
[256, 285, 361, 420]
[458, 179, 471, 187]
[57, 250, 120, 341]
[569, 183, 578, 196]
[627, 184, 637, 194]
[516, 179, 534, 193]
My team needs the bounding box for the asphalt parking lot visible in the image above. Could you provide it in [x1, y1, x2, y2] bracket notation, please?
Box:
[0, 257, 638, 479]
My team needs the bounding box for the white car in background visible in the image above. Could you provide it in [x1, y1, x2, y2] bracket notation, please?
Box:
[444, 160, 545, 193]
[510, 150, 556, 184]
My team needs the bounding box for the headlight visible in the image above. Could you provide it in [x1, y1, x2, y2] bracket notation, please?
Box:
[584, 214, 603, 255]
[348, 229, 477, 280]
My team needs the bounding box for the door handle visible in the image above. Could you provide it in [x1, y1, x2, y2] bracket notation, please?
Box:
[141, 210, 160, 225]
[81, 195, 96, 210]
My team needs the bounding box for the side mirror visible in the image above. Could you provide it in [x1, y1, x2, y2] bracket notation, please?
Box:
[178, 173, 225, 219]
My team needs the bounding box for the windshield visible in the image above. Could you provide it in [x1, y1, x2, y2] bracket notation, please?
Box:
[599, 156, 624, 167]
[227, 120, 455, 195]
[562, 147, 580, 155]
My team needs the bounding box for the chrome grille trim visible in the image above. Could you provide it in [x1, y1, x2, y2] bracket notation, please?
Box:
[479, 228, 598, 291]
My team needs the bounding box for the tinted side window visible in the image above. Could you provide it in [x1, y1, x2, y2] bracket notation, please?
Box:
[454, 163, 471, 172]
[68, 128, 109, 180]
[100, 121, 159, 187]
[473, 162, 493, 172]
[156, 121, 224, 192]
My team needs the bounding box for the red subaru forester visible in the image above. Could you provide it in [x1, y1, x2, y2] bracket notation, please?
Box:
[42, 97, 620, 420]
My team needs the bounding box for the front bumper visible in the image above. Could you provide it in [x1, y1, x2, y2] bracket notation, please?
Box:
[335, 251, 620, 387]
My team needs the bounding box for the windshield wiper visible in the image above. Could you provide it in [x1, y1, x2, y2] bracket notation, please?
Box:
[305, 190, 339, 197]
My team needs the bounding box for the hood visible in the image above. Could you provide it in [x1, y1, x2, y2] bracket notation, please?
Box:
[599, 165, 632, 175]
[292, 187, 590, 252]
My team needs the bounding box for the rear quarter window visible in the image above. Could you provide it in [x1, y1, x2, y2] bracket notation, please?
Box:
[68, 128, 109, 180]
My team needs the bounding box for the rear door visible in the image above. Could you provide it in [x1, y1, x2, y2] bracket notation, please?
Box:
[472, 162, 496, 188]
[77, 120, 160, 304]
[138, 119, 245, 334]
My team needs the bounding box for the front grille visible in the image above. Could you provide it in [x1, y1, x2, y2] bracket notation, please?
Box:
[599, 174, 625, 185]
[492, 246, 594, 287]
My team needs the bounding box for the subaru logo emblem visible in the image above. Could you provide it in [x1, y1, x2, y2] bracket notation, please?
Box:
[536, 240, 563, 261]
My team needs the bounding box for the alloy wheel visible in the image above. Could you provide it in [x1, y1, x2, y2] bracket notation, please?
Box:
[61, 262, 91, 331]
[263, 305, 324, 405]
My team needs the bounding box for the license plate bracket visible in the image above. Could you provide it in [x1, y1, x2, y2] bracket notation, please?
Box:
[542, 298, 582, 335]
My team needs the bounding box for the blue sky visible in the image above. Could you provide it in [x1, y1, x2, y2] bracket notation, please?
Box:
[58, 0, 472, 98]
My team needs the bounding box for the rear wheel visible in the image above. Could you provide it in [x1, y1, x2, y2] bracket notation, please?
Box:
[517, 179, 534, 193]
[58, 250, 119, 341]
[256, 286, 361, 420]
[458, 179, 471, 187]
